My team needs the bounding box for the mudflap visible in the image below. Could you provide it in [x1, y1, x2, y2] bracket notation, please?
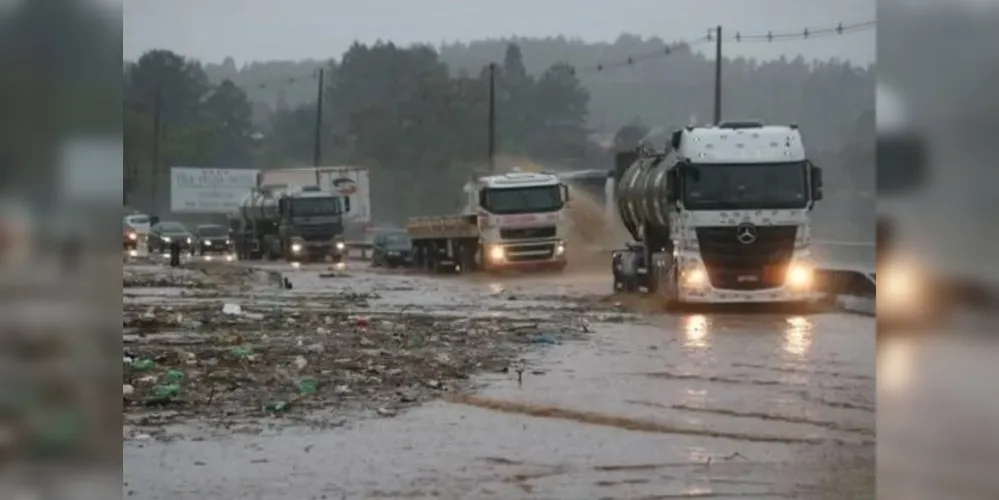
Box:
[813, 267, 876, 316]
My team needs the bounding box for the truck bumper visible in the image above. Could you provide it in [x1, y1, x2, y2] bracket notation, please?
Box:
[679, 286, 821, 304]
[289, 243, 346, 261]
[484, 240, 567, 272]
[674, 250, 819, 304]
[487, 258, 567, 272]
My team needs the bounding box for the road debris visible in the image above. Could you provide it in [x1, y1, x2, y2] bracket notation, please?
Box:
[122, 263, 595, 439]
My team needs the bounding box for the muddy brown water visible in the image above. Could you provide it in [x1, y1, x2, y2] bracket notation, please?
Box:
[123, 256, 875, 499]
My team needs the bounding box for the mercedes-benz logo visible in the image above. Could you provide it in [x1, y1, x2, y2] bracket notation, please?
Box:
[736, 223, 757, 244]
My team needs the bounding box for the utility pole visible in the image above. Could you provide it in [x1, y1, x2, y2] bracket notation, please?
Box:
[312, 67, 325, 182]
[151, 87, 162, 215]
[713, 25, 723, 124]
[487, 62, 496, 173]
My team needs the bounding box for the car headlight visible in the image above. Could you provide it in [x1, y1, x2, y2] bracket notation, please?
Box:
[204, 240, 212, 246]
[186, 237, 192, 244]
[785, 263, 813, 289]
[128, 232, 137, 241]
[335, 241, 345, 250]
[554, 241, 565, 256]
[291, 243, 303, 253]
[161, 236, 171, 242]
[489, 245, 505, 261]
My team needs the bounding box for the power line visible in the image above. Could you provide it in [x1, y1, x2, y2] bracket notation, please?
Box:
[728, 20, 876, 43]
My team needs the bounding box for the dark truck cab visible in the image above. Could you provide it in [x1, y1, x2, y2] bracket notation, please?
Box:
[278, 189, 350, 262]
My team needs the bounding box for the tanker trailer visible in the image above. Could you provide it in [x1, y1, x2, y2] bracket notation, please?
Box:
[611, 122, 825, 305]
[231, 185, 349, 262]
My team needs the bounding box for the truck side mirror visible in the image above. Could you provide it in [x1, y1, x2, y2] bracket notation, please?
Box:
[810, 164, 824, 201]
[343, 196, 351, 213]
[560, 183, 570, 203]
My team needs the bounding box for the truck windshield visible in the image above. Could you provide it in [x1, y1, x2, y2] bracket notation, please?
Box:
[289, 197, 342, 217]
[483, 185, 563, 214]
[681, 161, 809, 210]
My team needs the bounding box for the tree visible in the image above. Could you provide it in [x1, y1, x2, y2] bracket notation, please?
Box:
[202, 79, 255, 166]
[528, 62, 590, 159]
[124, 50, 260, 212]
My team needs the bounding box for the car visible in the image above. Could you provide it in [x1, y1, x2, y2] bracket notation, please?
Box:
[124, 213, 151, 236]
[123, 222, 139, 250]
[370, 230, 412, 268]
[148, 221, 195, 255]
[193, 224, 231, 255]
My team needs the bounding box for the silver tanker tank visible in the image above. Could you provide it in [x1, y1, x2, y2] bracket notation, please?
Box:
[237, 189, 281, 221]
[614, 152, 672, 242]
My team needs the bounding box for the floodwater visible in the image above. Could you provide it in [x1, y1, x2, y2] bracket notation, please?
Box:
[123, 253, 875, 499]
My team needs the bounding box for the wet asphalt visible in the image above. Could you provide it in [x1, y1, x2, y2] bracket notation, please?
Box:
[123, 252, 875, 499]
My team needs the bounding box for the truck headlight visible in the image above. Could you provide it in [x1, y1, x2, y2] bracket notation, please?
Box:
[204, 240, 212, 246]
[786, 263, 813, 288]
[128, 232, 137, 241]
[489, 245, 505, 261]
[161, 236, 171, 242]
[335, 241, 345, 250]
[186, 237, 192, 244]
[291, 243, 303, 253]
[554, 241, 565, 256]
[879, 258, 924, 313]
[683, 266, 707, 287]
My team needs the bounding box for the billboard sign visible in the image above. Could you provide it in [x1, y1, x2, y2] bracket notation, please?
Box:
[170, 167, 259, 213]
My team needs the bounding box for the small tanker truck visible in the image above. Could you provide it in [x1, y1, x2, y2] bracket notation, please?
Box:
[611, 121, 824, 305]
[230, 184, 349, 262]
[407, 170, 570, 273]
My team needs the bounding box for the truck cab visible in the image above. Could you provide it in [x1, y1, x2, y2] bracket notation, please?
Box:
[277, 188, 349, 261]
[615, 122, 824, 304]
[470, 171, 570, 270]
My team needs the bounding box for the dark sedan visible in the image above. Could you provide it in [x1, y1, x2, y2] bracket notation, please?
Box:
[193, 224, 231, 255]
[148, 221, 195, 255]
[371, 231, 412, 268]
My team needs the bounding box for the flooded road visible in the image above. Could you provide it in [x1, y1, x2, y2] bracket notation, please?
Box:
[123, 258, 874, 499]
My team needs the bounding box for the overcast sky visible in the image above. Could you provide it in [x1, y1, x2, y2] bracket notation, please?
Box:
[123, 0, 875, 65]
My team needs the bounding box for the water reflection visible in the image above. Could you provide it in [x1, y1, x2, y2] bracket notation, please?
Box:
[783, 316, 813, 357]
[684, 314, 709, 349]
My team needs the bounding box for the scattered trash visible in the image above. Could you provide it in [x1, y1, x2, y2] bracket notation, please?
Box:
[265, 401, 290, 413]
[529, 333, 560, 345]
[147, 384, 181, 404]
[229, 346, 254, 360]
[296, 378, 319, 395]
[131, 358, 155, 371]
[122, 261, 606, 436]
[163, 369, 185, 384]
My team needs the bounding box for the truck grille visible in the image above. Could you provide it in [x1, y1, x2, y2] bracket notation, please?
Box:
[506, 242, 555, 262]
[695, 226, 797, 290]
[299, 223, 342, 242]
[500, 226, 556, 240]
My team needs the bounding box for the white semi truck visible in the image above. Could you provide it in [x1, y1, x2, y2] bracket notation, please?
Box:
[611, 121, 824, 305]
[407, 170, 570, 273]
